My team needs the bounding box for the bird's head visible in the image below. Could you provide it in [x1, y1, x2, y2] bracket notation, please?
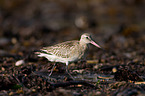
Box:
[80, 33, 101, 48]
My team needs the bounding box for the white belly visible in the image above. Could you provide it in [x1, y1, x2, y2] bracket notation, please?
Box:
[37, 53, 78, 63]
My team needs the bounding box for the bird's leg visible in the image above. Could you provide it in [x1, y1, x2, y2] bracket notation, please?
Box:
[81, 58, 87, 64]
[66, 65, 75, 80]
[80, 57, 87, 67]
[49, 63, 56, 76]
[65, 62, 75, 80]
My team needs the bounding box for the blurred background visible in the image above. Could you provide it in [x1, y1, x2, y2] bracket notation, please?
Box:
[0, 0, 144, 60]
[0, 1, 145, 95]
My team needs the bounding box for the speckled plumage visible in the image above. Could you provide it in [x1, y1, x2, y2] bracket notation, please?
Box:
[38, 40, 88, 63]
[35, 33, 101, 79]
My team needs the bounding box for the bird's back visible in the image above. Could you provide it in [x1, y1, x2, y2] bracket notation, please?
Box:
[43, 40, 79, 58]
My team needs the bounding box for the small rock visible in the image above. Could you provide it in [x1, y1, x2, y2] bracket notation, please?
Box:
[87, 60, 98, 64]
[112, 67, 117, 73]
[1, 67, 5, 71]
[15, 60, 25, 66]
[93, 64, 99, 69]
[32, 89, 36, 92]
[75, 16, 88, 29]
[9, 92, 14, 96]
[11, 38, 17, 44]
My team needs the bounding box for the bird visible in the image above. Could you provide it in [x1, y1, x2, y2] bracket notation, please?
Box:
[35, 33, 101, 80]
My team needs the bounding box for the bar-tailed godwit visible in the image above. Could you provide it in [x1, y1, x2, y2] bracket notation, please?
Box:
[35, 33, 101, 80]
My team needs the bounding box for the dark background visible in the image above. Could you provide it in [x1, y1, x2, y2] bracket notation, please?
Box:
[0, 0, 144, 95]
[0, 0, 144, 53]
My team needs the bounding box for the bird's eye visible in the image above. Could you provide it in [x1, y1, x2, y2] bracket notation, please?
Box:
[86, 36, 89, 39]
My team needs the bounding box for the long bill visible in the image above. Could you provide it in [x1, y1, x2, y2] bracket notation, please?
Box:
[90, 41, 101, 48]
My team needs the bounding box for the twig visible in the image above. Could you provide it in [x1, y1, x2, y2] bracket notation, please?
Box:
[50, 80, 98, 89]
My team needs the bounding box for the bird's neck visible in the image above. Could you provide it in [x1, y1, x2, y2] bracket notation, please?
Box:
[79, 40, 88, 47]
[79, 40, 89, 55]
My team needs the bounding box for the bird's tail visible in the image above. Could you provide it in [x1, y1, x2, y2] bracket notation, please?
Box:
[34, 50, 42, 55]
[34, 49, 52, 56]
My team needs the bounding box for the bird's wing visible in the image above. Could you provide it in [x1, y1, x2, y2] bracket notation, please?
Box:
[41, 40, 79, 58]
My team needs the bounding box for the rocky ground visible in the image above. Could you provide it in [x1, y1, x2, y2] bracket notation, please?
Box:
[0, 0, 145, 95]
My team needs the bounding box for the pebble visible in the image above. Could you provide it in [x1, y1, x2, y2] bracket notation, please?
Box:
[75, 16, 88, 29]
[87, 60, 98, 64]
[112, 67, 117, 73]
[11, 38, 17, 44]
[15, 60, 25, 66]
[1, 67, 5, 71]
